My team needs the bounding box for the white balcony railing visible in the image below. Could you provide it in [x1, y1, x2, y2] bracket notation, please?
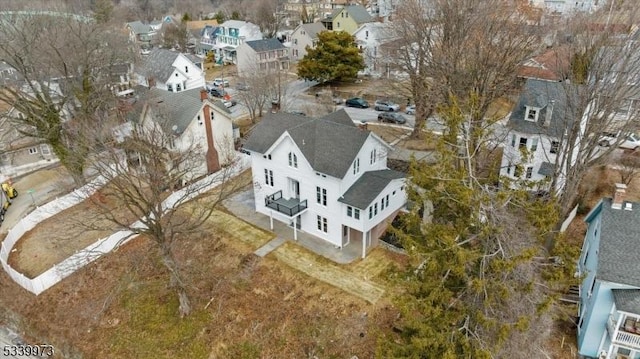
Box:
[608, 315, 640, 350]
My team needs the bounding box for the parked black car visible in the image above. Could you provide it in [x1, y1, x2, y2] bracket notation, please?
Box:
[378, 112, 407, 124]
[345, 97, 369, 108]
[209, 88, 226, 98]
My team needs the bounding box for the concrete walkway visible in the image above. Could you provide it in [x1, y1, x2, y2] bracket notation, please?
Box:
[224, 189, 362, 264]
[254, 237, 286, 257]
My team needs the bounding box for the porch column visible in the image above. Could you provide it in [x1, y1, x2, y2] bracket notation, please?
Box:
[347, 227, 350, 246]
[270, 210, 274, 230]
[362, 230, 367, 259]
[293, 215, 298, 241]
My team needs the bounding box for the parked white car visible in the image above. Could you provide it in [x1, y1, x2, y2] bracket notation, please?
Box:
[406, 105, 415, 115]
[212, 78, 230, 87]
[374, 100, 400, 112]
[599, 132, 640, 150]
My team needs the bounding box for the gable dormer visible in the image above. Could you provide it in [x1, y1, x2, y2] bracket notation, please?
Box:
[524, 105, 540, 122]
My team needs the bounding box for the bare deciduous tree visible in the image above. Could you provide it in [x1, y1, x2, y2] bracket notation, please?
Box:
[0, 12, 132, 186]
[617, 152, 640, 186]
[88, 113, 246, 317]
[235, 64, 290, 123]
[391, 0, 540, 142]
[551, 13, 640, 220]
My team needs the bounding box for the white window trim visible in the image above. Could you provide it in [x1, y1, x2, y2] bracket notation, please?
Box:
[525, 106, 540, 122]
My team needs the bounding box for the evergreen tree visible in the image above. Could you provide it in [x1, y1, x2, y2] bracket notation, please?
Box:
[379, 100, 577, 358]
[297, 31, 364, 83]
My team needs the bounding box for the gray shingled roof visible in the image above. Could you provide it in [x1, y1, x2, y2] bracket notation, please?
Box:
[594, 198, 640, 287]
[538, 161, 554, 176]
[321, 109, 356, 127]
[136, 48, 183, 82]
[299, 22, 326, 40]
[127, 21, 153, 35]
[243, 111, 373, 178]
[338, 169, 405, 209]
[126, 87, 228, 135]
[613, 289, 640, 315]
[245, 38, 285, 53]
[508, 79, 577, 138]
[345, 5, 374, 24]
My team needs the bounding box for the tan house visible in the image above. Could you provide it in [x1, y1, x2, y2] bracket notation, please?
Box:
[320, 5, 374, 34]
[236, 38, 290, 76]
[290, 22, 326, 61]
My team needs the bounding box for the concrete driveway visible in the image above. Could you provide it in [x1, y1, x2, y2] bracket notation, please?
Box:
[0, 166, 75, 234]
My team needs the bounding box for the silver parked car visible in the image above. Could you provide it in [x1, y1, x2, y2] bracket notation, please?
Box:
[374, 100, 400, 112]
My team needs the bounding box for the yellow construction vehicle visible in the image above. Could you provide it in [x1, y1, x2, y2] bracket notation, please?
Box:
[0, 178, 17, 222]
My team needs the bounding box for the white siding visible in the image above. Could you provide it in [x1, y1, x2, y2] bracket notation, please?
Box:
[249, 130, 405, 248]
[290, 28, 315, 62]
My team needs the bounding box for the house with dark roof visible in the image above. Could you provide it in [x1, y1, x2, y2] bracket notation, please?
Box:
[134, 48, 205, 93]
[126, 21, 156, 45]
[185, 20, 219, 56]
[243, 109, 406, 258]
[499, 79, 577, 192]
[290, 22, 326, 62]
[577, 184, 640, 359]
[236, 38, 290, 76]
[123, 87, 235, 176]
[321, 5, 374, 34]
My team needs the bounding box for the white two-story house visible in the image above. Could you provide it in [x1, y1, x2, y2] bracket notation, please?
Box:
[126, 87, 235, 177]
[353, 22, 395, 76]
[243, 110, 407, 258]
[577, 184, 640, 359]
[500, 79, 575, 192]
[135, 48, 205, 93]
[214, 20, 262, 64]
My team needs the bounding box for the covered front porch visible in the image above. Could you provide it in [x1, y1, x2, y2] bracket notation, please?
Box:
[605, 289, 640, 358]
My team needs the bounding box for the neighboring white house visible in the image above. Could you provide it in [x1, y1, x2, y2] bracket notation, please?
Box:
[499, 79, 576, 192]
[243, 109, 407, 258]
[127, 87, 236, 177]
[236, 38, 290, 76]
[134, 48, 205, 93]
[214, 20, 262, 64]
[529, 0, 605, 15]
[290, 22, 326, 62]
[353, 22, 395, 76]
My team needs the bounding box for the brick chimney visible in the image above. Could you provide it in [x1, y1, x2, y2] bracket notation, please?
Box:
[612, 183, 627, 210]
[202, 103, 220, 173]
[200, 89, 208, 102]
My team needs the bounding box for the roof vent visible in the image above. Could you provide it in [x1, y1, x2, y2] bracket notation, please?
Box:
[625, 202, 633, 211]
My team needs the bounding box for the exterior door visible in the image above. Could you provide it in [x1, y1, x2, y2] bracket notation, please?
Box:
[290, 179, 300, 199]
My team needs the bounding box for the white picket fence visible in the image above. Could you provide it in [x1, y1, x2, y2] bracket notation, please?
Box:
[0, 155, 249, 295]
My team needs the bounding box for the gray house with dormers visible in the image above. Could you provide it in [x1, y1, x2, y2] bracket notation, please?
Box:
[499, 79, 577, 192]
[243, 109, 407, 259]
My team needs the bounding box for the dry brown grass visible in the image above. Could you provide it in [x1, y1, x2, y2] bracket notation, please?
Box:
[0, 212, 402, 359]
[8, 189, 138, 278]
